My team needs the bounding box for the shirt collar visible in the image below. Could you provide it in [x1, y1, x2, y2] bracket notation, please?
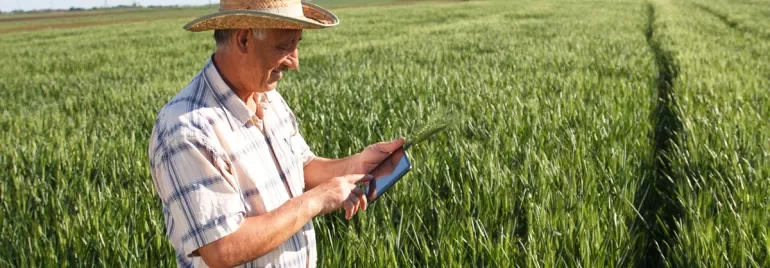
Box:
[203, 56, 264, 127]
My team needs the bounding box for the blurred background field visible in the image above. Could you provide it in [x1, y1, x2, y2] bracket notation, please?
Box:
[0, 0, 768, 266]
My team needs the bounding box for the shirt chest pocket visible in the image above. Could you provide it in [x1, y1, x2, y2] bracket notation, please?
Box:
[278, 134, 305, 191]
[266, 119, 304, 193]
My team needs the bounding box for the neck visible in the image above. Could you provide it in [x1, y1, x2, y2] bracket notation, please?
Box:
[213, 50, 253, 103]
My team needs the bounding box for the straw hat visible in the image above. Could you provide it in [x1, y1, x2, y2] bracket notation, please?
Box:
[184, 0, 339, 31]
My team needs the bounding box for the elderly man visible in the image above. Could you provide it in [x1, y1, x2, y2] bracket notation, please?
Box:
[148, 0, 404, 267]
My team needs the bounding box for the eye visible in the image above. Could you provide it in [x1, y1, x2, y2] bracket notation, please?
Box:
[276, 42, 293, 51]
[276, 46, 290, 51]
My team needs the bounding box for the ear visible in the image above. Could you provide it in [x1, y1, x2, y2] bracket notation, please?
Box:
[233, 29, 250, 55]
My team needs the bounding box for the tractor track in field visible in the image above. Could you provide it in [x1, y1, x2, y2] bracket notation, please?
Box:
[693, 2, 739, 29]
[627, 2, 686, 267]
[692, 2, 770, 39]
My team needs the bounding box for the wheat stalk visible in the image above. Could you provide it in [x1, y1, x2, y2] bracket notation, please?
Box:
[404, 108, 456, 150]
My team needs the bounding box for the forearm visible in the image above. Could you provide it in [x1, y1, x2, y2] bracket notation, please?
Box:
[199, 194, 321, 268]
[303, 156, 360, 190]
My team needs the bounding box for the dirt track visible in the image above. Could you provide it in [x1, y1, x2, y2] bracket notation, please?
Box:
[0, 14, 196, 34]
[0, 8, 185, 23]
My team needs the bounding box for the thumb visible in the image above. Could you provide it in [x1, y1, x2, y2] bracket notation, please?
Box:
[372, 137, 405, 153]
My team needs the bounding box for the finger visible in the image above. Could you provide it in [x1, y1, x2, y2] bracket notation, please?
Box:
[358, 192, 368, 211]
[349, 193, 360, 214]
[351, 186, 365, 198]
[351, 186, 367, 211]
[390, 152, 402, 165]
[366, 183, 377, 200]
[356, 179, 376, 200]
[372, 137, 406, 154]
[346, 194, 359, 219]
[343, 198, 355, 219]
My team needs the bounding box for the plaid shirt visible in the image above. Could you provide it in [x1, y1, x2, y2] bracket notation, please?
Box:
[149, 58, 317, 267]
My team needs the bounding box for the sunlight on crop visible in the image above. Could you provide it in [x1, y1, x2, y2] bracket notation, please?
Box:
[0, 0, 768, 266]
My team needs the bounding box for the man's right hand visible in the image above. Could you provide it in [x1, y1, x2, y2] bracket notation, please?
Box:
[194, 173, 374, 267]
[307, 174, 373, 220]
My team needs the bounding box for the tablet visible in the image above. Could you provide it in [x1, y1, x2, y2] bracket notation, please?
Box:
[363, 148, 411, 202]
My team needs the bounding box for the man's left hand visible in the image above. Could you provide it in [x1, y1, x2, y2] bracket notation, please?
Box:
[356, 137, 405, 174]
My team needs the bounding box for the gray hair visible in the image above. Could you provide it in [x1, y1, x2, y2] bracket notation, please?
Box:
[214, 28, 267, 49]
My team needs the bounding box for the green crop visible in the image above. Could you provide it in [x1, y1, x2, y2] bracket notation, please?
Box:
[0, 0, 767, 267]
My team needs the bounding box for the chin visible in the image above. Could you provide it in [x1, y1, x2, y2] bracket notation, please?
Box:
[266, 82, 279, 91]
[253, 82, 277, 93]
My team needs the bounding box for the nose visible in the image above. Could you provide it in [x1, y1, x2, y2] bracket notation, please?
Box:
[281, 48, 299, 70]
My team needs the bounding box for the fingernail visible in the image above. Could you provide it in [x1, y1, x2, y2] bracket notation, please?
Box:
[366, 174, 374, 179]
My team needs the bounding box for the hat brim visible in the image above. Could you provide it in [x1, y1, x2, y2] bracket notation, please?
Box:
[184, 2, 338, 32]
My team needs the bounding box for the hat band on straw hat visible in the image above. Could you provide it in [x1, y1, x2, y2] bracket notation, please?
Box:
[220, 0, 302, 12]
[219, 0, 304, 17]
[228, 5, 304, 18]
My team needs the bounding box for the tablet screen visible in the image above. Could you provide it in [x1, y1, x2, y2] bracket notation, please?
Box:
[365, 148, 411, 201]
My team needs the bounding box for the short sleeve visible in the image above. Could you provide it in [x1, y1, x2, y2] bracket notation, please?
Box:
[291, 133, 316, 166]
[151, 135, 245, 257]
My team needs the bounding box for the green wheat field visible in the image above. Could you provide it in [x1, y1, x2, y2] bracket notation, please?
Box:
[1, 0, 768, 266]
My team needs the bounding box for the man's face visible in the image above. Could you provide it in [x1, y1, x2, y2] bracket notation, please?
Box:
[239, 29, 302, 93]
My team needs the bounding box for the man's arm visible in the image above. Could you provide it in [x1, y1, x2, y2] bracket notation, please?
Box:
[198, 174, 371, 268]
[303, 138, 405, 190]
[198, 194, 318, 268]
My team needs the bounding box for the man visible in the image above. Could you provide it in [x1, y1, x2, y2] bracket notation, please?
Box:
[148, 0, 404, 267]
